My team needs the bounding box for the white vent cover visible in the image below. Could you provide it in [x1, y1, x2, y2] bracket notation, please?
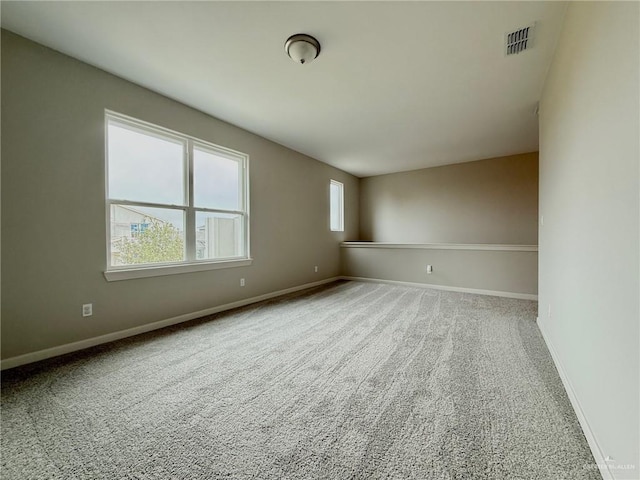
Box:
[505, 23, 535, 56]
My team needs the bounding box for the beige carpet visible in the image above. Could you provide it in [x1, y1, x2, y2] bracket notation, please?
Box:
[1, 280, 600, 479]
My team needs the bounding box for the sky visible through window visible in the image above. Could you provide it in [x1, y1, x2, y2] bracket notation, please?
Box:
[194, 147, 240, 211]
[108, 124, 184, 206]
[108, 123, 241, 230]
[330, 181, 343, 231]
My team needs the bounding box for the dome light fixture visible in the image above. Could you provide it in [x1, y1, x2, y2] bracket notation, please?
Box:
[284, 34, 321, 65]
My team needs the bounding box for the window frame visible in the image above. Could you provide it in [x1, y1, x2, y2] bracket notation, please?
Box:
[330, 179, 344, 232]
[104, 110, 251, 281]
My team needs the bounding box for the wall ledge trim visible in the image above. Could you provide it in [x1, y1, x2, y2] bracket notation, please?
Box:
[341, 276, 538, 300]
[537, 317, 613, 480]
[0, 276, 341, 371]
[341, 242, 538, 252]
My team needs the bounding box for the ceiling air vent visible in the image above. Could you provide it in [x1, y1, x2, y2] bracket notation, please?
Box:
[505, 23, 535, 56]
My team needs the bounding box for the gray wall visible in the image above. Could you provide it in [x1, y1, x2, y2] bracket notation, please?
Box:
[1, 30, 359, 360]
[360, 153, 538, 244]
[352, 153, 538, 296]
[539, 2, 639, 477]
[342, 246, 537, 297]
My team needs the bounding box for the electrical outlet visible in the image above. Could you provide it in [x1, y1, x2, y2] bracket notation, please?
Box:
[82, 303, 93, 317]
[314, 266, 318, 273]
[240, 278, 245, 287]
[426, 265, 433, 274]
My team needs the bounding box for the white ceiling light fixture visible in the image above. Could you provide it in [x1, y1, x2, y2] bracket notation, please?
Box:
[285, 34, 321, 65]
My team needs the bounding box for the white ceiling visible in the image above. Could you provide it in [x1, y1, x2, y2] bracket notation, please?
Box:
[1, 1, 567, 177]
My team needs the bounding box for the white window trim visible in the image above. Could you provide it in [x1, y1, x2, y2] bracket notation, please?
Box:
[104, 258, 253, 282]
[330, 179, 344, 232]
[104, 110, 251, 281]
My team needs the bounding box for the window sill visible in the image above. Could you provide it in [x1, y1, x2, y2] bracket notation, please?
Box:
[104, 258, 253, 282]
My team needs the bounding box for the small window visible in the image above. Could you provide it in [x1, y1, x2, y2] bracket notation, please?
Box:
[330, 180, 344, 232]
[106, 111, 249, 273]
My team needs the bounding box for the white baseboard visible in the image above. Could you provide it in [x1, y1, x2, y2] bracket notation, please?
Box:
[340, 276, 538, 300]
[0, 276, 341, 371]
[537, 317, 612, 480]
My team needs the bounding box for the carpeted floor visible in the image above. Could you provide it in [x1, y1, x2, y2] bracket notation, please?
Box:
[1, 280, 600, 479]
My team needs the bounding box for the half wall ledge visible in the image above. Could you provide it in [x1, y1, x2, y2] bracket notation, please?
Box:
[340, 242, 538, 298]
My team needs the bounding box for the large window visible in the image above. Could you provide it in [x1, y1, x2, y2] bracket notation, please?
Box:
[105, 111, 249, 277]
[330, 179, 344, 232]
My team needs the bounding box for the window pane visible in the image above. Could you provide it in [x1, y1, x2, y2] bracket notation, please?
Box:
[330, 181, 344, 231]
[110, 204, 185, 266]
[196, 212, 244, 260]
[108, 121, 185, 205]
[194, 147, 241, 210]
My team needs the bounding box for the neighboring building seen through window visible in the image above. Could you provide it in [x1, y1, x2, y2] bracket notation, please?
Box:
[330, 179, 344, 232]
[106, 112, 249, 269]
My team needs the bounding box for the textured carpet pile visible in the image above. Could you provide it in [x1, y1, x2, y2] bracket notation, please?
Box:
[1, 281, 599, 479]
